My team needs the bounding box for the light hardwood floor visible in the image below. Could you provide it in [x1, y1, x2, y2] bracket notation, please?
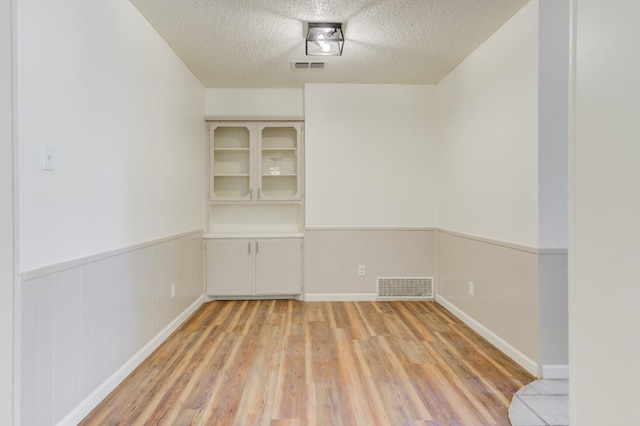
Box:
[80, 300, 535, 425]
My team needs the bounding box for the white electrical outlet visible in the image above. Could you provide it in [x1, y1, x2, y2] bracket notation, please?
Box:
[358, 265, 365, 276]
[170, 283, 176, 298]
[469, 281, 474, 296]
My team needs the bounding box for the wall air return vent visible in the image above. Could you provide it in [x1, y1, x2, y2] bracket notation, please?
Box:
[292, 61, 326, 69]
[377, 277, 434, 300]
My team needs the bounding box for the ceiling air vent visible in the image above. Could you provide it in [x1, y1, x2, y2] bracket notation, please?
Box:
[377, 277, 434, 300]
[292, 62, 326, 69]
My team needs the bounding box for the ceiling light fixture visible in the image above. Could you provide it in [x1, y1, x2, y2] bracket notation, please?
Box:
[306, 23, 344, 56]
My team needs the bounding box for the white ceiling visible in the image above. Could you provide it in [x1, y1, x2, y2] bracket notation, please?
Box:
[130, 0, 529, 88]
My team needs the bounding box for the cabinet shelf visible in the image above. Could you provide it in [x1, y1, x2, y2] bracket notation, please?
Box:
[212, 175, 250, 198]
[213, 147, 250, 176]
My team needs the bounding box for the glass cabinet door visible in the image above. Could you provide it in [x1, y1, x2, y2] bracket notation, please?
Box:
[258, 123, 301, 201]
[210, 124, 252, 200]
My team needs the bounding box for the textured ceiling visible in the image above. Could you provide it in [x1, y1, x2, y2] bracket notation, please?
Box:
[130, 0, 529, 88]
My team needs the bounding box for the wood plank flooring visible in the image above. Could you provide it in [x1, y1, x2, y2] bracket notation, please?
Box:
[80, 300, 535, 425]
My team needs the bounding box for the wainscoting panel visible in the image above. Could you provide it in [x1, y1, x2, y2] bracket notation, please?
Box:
[436, 230, 540, 374]
[303, 228, 436, 299]
[539, 249, 569, 377]
[19, 231, 203, 426]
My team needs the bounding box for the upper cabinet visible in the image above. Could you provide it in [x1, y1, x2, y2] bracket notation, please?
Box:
[210, 122, 302, 202]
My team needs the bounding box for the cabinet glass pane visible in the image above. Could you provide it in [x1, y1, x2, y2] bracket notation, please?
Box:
[212, 125, 251, 199]
[213, 176, 250, 197]
[214, 127, 250, 149]
[261, 150, 297, 176]
[261, 127, 297, 149]
[261, 176, 297, 197]
[260, 126, 298, 199]
[214, 150, 250, 175]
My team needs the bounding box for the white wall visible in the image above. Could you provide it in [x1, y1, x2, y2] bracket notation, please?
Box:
[434, 1, 548, 377]
[1, 0, 15, 422]
[539, 0, 569, 250]
[437, 0, 539, 248]
[18, 0, 206, 272]
[206, 88, 303, 117]
[538, 0, 569, 373]
[17, 0, 207, 423]
[571, 0, 640, 423]
[305, 84, 438, 228]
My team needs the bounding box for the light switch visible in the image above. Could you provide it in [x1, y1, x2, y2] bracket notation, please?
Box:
[42, 145, 55, 171]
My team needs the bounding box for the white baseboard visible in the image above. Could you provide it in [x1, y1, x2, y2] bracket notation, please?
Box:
[304, 293, 378, 302]
[436, 295, 539, 377]
[57, 295, 205, 426]
[542, 364, 569, 379]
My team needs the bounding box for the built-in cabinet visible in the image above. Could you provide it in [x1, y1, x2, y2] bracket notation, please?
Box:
[206, 238, 302, 296]
[205, 120, 304, 298]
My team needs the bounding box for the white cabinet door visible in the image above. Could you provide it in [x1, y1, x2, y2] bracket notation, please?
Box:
[257, 123, 302, 201]
[255, 238, 302, 295]
[206, 239, 253, 296]
[209, 123, 254, 201]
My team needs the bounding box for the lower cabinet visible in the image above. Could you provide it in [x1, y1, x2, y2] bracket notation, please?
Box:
[206, 237, 302, 296]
